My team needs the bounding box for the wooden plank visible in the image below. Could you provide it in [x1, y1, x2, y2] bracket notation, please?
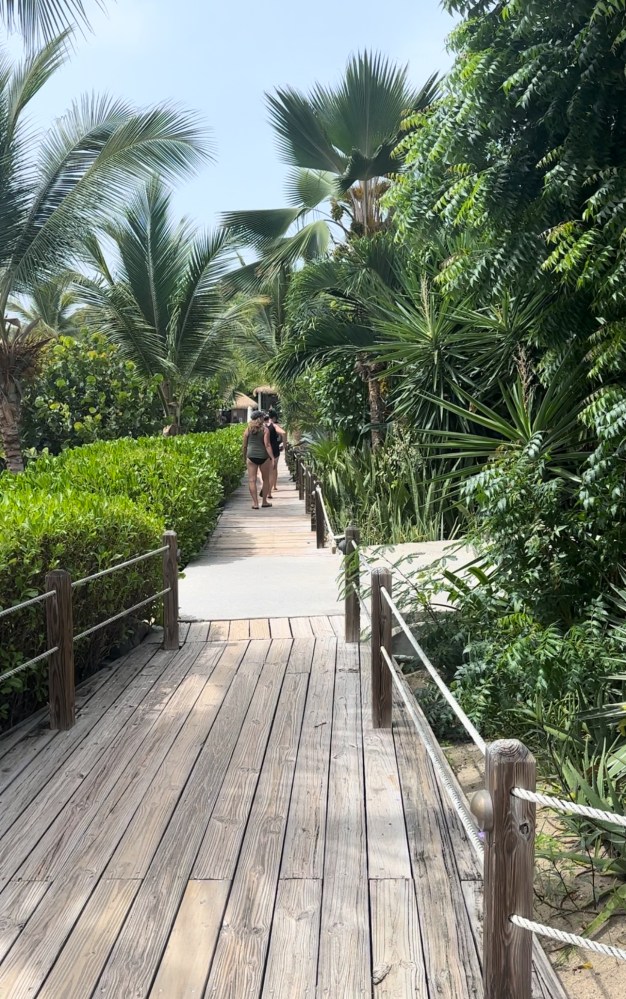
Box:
[308, 615, 335, 636]
[249, 618, 270, 639]
[93, 643, 268, 998]
[193, 658, 289, 879]
[178, 622, 191, 643]
[207, 620, 230, 641]
[13, 644, 209, 884]
[106, 644, 245, 880]
[336, 638, 360, 672]
[281, 637, 336, 878]
[287, 637, 315, 673]
[289, 618, 314, 638]
[328, 616, 343, 638]
[360, 642, 412, 879]
[261, 879, 321, 998]
[0, 645, 184, 878]
[393, 710, 482, 997]
[0, 880, 50, 963]
[205, 674, 308, 997]
[317, 669, 370, 997]
[186, 621, 209, 642]
[270, 618, 292, 638]
[36, 879, 140, 999]
[370, 878, 428, 997]
[264, 638, 292, 666]
[149, 880, 230, 999]
[229, 619, 249, 641]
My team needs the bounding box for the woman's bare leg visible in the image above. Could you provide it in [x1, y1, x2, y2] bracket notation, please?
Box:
[260, 460, 272, 506]
[247, 460, 259, 508]
[272, 457, 279, 492]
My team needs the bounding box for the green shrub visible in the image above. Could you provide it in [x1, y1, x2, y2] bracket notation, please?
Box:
[0, 488, 162, 729]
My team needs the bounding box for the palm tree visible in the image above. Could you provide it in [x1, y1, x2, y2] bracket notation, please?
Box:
[10, 273, 79, 335]
[74, 178, 248, 431]
[0, 0, 100, 45]
[221, 52, 439, 269]
[0, 35, 208, 471]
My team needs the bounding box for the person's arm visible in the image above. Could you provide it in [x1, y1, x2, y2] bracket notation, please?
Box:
[242, 429, 249, 459]
[274, 422, 287, 440]
[264, 427, 273, 459]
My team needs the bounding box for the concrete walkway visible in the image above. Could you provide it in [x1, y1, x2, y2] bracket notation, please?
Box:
[179, 456, 343, 620]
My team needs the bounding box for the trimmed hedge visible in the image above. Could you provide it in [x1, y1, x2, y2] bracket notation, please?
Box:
[0, 425, 244, 729]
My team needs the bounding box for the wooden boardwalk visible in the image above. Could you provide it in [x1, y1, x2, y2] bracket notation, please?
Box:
[0, 618, 566, 998]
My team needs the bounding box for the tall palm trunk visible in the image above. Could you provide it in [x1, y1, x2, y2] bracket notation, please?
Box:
[355, 356, 385, 449]
[0, 381, 25, 472]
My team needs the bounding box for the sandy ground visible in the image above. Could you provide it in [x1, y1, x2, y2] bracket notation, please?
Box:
[443, 741, 626, 998]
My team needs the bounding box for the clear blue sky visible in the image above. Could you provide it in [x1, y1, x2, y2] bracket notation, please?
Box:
[9, 0, 456, 230]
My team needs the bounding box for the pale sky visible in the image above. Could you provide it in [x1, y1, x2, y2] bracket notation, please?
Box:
[7, 0, 456, 230]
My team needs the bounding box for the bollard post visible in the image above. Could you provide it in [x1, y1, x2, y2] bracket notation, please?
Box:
[370, 567, 393, 728]
[344, 524, 360, 643]
[163, 530, 179, 651]
[45, 569, 75, 730]
[315, 486, 325, 548]
[483, 740, 536, 999]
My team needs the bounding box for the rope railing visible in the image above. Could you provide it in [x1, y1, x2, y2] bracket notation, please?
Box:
[0, 531, 179, 732]
[73, 588, 171, 643]
[509, 916, 626, 963]
[379, 585, 486, 754]
[315, 485, 340, 551]
[512, 787, 626, 829]
[71, 546, 169, 589]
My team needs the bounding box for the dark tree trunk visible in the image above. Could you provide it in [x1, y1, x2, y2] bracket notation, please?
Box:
[367, 375, 385, 450]
[0, 382, 24, 472]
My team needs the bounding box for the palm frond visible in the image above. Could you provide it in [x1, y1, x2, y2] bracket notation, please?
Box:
[284, 167, 338, 208]
[0, 0, 98, 45]
[266, 85, 347, 173]
[220, 207, 302, 251]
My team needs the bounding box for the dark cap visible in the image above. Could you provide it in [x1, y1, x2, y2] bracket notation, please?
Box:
[250, 409, 265, 420]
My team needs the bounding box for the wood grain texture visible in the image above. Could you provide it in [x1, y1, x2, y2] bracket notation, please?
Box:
[150, 880, 230, 999]
[207, 620, 230, 641]
[204, 674, 308, 998]
[393, 710, 482, 998]
[249, 618, 271, 639]
[370, 878, 428, 998]
[289, 617, 314, 638]
[281, 637, 336, 879]
[0, 880, 50, 963]
[317, 669, 370, 998]
[287, 636, 315, 673]
[37, 879, 140, 999]
[269, 617, 292, 638]
[261, 879, 321, 998]
[228, 619, 250, 640]
[93, 642, 267, 999]
[186, 621, 210, 642]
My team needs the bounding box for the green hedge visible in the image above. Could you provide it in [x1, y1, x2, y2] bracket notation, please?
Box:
[0, 425, 244, 729]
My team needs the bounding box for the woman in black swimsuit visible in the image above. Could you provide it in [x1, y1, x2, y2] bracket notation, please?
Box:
[243, 411, 273, 509]
[266, 408, 287, 496]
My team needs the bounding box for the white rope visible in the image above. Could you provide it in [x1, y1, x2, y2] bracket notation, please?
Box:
[512, 788, 626, 828]
[511, 915, 626, 963]
[314, 486, 338, 543]
[381, 646, 484, 855]
[380, 587, 487, 754]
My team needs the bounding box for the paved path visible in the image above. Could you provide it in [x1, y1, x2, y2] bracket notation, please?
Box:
[179, 455, 343, 620]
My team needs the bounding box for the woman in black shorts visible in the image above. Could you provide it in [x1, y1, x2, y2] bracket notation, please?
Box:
[243, 411, 273, 509]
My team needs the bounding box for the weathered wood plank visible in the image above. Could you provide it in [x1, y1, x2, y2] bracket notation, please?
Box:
[193, 657, 289, 879]
[307, 615, 335, 636]
[289, 617, 314, 638]
[93, 643, 267, 998]
[335, 637, 360, 672]
[149, 880, 230, 999]
[186, 621, 210, 642]
[205, 674, 308, 997]
[281, 637, 336, 879]
[370, 878, 428, 997]
[207, 620, 230, 641]
[317, 669, 370, 997]
[105, 644, 244, 880]
[36, 879, 140, 999]
[270, 617, 292, 638]
[328, 616, 343, 638]
[393, 710, 482, 997]
[286, 637, 315, 673]
[261, 879, 321, 999]
[249, 618, 270, 639]
[229, 619, 250, 641]
[360, 642, 412, 879]
[0, 880, 50, 963]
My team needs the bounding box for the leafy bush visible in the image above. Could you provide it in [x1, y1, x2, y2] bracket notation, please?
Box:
[0, 425, 245, 728]
[20, 332, 225, 454]
[9, 425, 245, 562]
[0, 487, 162, 729]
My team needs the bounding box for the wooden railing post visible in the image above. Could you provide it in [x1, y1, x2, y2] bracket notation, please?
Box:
[483, 739, 536, 999]
[315, 486, 325, 548]
[304, 468, 311, 514]
[295, 455, 301, 489]
[344, 524, 360, 643]
[370, 567, 392, 728]
[298, 461, 304, 501]
[163, 530, 179, 651]
[45, 569, 75, 730]
[310, 477, 317, 532]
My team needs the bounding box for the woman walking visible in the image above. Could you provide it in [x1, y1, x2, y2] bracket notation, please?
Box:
[243, 411, 273, 509]
[266, 408, 287, 494]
